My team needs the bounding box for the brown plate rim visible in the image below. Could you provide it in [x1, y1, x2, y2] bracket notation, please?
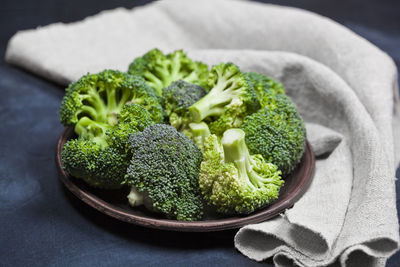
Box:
[56, 127, 315, 232]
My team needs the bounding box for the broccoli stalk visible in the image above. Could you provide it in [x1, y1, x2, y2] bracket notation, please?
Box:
[127, 186, 158, 213]
[186, 122, 210, 150]
[199, 129, 284, 215]
[189, 63, 259, 135]
[222, 129, 280, 189]
[127, 186, 144, 207]
[74, 117, 110, 147]
[189, 63, 245, 122]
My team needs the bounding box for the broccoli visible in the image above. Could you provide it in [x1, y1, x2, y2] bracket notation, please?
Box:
[162, 80, 206, 130]
[61, 104, 155, 189]
[106, 103, 155, 152]
[59, 70, 164, 132]
[199, 129, 284, 215]
[245, 72, 285, 96]
[241, 94, 306, 175]
[245, 72, 285, 107]
[189, 63, 259, 136]
[61, 139, 128, 189]
[125, 124, 204, 221]
[183, 122, 211, 151]
[128, 49, 209, 96]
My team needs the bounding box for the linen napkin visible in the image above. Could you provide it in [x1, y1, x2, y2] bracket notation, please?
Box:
[5, 0, 399, 266]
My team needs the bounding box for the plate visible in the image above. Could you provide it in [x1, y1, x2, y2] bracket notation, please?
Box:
[56, 127, 315, 232]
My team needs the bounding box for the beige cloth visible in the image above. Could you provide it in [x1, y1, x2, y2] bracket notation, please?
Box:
[5, 0, 399, 266]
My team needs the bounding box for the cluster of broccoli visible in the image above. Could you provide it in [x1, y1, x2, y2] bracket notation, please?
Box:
[59, 49, 306, 221]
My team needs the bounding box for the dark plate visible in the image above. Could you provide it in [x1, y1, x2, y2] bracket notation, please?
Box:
[56, 127, 315, 232]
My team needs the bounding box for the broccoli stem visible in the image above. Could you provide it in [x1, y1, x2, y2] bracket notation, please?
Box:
[74, 117, 110, 147]
[170, 53, 198, 83]
[183, 71, 199, 84]
[127, 186, 158, 213]
[221, 129, 264, 190]
[189, 73, 243, 122]
[170, 53, 182, 80]
[127, 186, 144, 207]
[106, 87, 117, 114]
[155, 65, 172, 85]
[117, 89, 132, 110]
[143, 72, 163, 96]
[189, 122, 211, 150]
[78, 106, 98, 121]
[189, 89, 231, 122]
[80, 88, 107, 122]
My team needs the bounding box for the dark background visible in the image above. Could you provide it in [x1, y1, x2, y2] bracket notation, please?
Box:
[0, 0, 399, 266]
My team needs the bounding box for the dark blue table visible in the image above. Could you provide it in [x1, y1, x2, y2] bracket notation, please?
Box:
[0, 1, 399, 266]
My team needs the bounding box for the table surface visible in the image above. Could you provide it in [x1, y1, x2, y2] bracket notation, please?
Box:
[0, 0, 399, 266]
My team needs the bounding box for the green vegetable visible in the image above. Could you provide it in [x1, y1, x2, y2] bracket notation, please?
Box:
[128, 49, 209, 96]
[183, 122, 211, 151]
[199, 129, 284, 214]
[59, 50, 307, 217]
[61, 103, 155, 189]
[59, 70, 164, 130]
[106, 103, 155, 153]
[241, 94, 306, 175]
[125, 124, 204, 221]
[61, 139, 128, 189]
[189, 63, 259, 136]
[245, 72, 285, 100]
[162, 80, 206, 131]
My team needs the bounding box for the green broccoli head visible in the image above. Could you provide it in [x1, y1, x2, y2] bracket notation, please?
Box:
[128, 49, 209, 96]
[61, 139, 129, 189]
[245, 72, 285, 97]
[125, 124, 204, 221]
[162, 80, 206, 130]
[245, 72, 287, 111]
[182, 122, 211, 151]
[107, 103, 155, 152]
[59, 70, 163, 133]
[62, 103, 156, 189]
[189, 63, 259, 136]
[199, 129, 284, 215]
[241, 94, 306, 175]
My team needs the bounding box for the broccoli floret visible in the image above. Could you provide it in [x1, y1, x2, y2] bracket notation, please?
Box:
[162, 80, 206, 130]
[125, 124, 204, 221]
[61, 104, 155, 189]
[59, 70, 163, 132]
[245, 72, 285, 97]
[245, 72, 287, 111]
[107, 103, 154, 152]
[61, 139, 129, 189]
[189, 63, 259, 136]
[241, 94, 306, 175]
[128, 49, 209, 96]
[199, 129, 284, 215]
